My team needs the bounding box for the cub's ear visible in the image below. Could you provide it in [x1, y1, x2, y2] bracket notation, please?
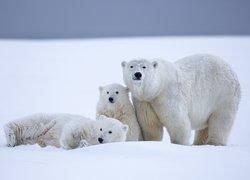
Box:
[99, 86, 103, 92]
[123, 86, 129, 92]
[121, 124, 129, 133]
[121, 61, 127, 68]
[97, 115, 107, 120]
[152, 61, 158, 68]
[125, 87, 130, 92]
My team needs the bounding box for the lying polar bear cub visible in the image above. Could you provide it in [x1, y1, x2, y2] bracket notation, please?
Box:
[4, 113, 128, 149]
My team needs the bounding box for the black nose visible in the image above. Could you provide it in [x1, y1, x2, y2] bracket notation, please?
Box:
[98, 137, 104, 143]
[109, 97, 114, 103]
[134, 72, 142, 79]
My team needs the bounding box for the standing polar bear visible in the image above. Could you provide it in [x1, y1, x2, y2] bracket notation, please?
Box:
[122, 54, 241, 145]
[4, 113, 128, 149]
[96, 83, 143, 141]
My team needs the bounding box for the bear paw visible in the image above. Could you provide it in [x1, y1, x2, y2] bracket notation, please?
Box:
[79, 139, 90, 148]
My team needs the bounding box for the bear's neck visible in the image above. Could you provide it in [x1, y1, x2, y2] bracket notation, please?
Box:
[131, 84, 157, 102]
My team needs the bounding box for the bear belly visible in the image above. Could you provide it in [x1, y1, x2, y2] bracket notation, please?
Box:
[189, 112, 210, 130]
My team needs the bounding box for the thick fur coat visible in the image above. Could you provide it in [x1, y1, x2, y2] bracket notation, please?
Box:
[122, 54, 241, 145]
[4, 113, 128, 149]
[96, 83, 143, 141]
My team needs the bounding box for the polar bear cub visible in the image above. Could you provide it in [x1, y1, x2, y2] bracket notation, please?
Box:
[122, 54, 241, 145]
[60, 115, 129, 149]
[4, 113, 128, 149]
[96, 83, 143, 141]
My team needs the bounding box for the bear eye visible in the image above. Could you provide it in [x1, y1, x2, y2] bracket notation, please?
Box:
[107, 91, 109, 94]
[130, 65, 133, 68]
[116, 91, 119, 94]
[100, 128, 102, 131]
[108, 131, 112, 134]
[142, 66, 146, 69]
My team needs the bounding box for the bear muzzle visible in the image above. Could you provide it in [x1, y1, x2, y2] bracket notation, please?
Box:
[133, 72, 142, 80]
[98, 137, 104, 144]
[108, 97, 114, 103]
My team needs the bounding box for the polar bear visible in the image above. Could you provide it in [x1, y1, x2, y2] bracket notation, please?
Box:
[96, 83, 143, 141]
[4, 113, 128, 149]
[122, 54, 241, 145]
[94, 115, 129, 144]
[60, 115, 129, 149]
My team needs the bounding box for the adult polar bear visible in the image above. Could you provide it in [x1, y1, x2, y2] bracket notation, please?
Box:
[122, 54, 241, 145]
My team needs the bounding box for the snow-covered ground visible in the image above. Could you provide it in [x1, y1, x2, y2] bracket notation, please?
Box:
[0, 36, 250, 180]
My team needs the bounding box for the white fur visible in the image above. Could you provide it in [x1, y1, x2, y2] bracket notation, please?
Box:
[4, 113, 128, 149]
[122, 54, 241, 145]
[95, 115, 129, 143]
[96, 83, 143, 141]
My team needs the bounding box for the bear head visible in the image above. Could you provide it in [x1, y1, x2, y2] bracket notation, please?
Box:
[95, 115, 128, 144]
[121, 59, 162, 101]
[98, 83, 129, 106]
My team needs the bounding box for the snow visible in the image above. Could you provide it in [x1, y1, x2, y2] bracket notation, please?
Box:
[0, 36, 250, 180]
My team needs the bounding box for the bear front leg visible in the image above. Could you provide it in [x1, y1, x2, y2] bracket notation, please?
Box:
[140, 121, 163, 141]
[164, 113, 191, 145]
[78, 139, 90, 148]
[152, 100, 191, 145]
[151, 93, 191, 145]
[133, 99, 163, 141]
[193, 127, 208, 145]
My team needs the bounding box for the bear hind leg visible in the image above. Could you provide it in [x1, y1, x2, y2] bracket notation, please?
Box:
[207, 107, 236, 146]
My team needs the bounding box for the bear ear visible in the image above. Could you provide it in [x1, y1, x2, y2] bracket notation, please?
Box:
[121, 124, 129, 133]
[122, 86, 129, 92]
[121, 61, 127, 68]
[152, 61, 158, 68]
[97, 115, 107, 120]
[99, 86, 103, 92]
[125, 87, 130, 92]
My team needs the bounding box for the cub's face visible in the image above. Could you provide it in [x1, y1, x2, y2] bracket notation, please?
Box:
[121, 59, 158, 86]
[99, 84, 129, 105]
[95, 115, 128, 144]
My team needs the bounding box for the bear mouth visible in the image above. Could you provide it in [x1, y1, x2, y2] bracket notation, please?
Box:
[132, 77, 142, 81]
